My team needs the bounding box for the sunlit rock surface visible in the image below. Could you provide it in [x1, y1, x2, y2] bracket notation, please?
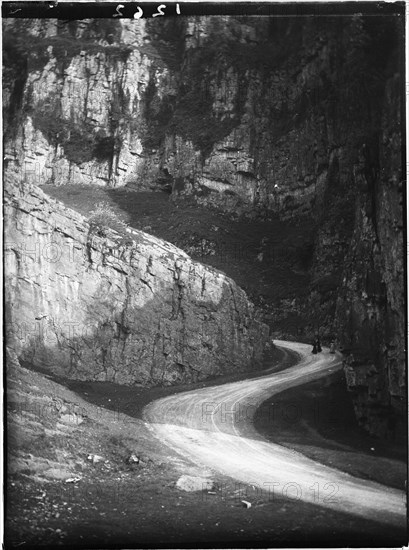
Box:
[5, 183, 269, 386]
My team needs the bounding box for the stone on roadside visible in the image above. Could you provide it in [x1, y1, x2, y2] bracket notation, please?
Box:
[65, 477, 81, 483]
[60, 413, 84, 425]
[87, 454, 104, 465]
[176, 475, 214, 492]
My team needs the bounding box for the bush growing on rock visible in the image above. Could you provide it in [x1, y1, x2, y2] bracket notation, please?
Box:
[89, 202, 126, 236]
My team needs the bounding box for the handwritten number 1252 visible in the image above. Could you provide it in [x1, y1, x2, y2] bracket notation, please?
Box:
[113, 4, 181, 18]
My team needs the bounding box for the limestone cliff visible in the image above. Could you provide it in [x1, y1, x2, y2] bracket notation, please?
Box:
[5, 183, 269, 385]
[3, 16, 402, 217]
[3, 13, 405, 435]
[334, 70, 405, 438]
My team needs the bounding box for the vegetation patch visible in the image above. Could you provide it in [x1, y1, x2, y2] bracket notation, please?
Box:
[140, 81, 174, 149]
[89, 201, 127, 236]
[31, 100, 116, 165]
[140, 42, 244, 156]
[3, 30, 133, 74]
[169, 96, 240, 157]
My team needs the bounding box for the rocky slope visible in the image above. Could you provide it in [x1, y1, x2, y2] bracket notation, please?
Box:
[5, 183, 269, 385]
[3, 13, 405, 435]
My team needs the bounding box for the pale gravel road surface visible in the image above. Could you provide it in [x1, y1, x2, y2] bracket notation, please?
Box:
[144, 340, 406, 527]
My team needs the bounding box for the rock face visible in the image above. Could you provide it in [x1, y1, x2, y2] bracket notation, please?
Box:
[2, 17, 396, 215]
[334, 71, 405, 438]
[5, 183, 269, 385]
[3, 13, 404, 435]
[2, 16, 403, 211]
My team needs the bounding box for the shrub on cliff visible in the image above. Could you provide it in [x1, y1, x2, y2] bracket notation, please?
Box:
[89, 202, 126, 235]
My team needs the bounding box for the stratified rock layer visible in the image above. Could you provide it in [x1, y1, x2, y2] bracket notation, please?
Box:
[5, 184, 269, 385]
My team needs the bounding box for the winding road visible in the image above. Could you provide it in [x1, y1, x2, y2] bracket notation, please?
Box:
[144, 341, 406, 527]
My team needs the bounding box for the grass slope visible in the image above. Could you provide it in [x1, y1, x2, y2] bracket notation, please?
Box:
[40, 184, 315, 339]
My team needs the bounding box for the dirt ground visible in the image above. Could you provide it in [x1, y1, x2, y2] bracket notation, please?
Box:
[6, 350, 407, 548]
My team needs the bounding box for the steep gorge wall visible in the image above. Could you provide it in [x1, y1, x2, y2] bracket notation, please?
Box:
[334, 71, 405, 438]
[5, 183, 269, 385]
[3, 13, 405, 435]
[298, 15, 404, 342]
[3, 16, 395, 218]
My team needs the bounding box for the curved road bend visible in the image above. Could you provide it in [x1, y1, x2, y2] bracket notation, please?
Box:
[143, 340, 406, 527]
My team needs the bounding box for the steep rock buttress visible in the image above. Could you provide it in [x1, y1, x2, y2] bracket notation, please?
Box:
[5, 183, 269, 385]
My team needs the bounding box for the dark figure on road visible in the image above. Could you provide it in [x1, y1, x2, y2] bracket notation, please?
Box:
[314, 334, 322, 353]
[312, 342, 318, 354]
[330, 340, 336, 354]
